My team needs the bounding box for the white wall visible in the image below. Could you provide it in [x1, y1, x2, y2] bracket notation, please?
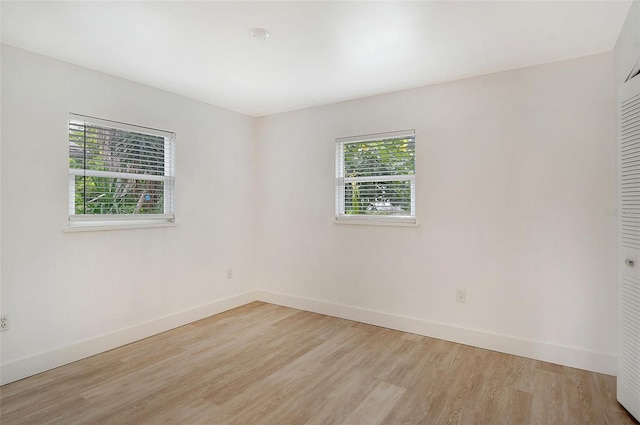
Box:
[0, 45, 257, 383]
[255, 52, 618, 373]
[615, 0, 640, 84]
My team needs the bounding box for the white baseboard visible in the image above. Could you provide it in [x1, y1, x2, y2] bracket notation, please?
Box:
[254, 290, 617, 376]
[1, 289, 617, 385]
[0, 291, 258, 385]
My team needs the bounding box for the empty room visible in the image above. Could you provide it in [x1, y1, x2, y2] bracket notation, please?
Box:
[1, 0, 640, 424]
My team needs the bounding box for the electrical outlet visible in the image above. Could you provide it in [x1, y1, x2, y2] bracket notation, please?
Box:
[0, 315, 9, 332]
[456, 289, 466, 304]
[226, 268, 233, 279]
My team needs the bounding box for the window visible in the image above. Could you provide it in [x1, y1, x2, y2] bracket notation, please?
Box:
[68, 114, 175, 229]
[335, 130, 416, 225]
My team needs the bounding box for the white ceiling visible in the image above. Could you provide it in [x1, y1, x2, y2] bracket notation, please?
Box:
[0, 1, 632, 117]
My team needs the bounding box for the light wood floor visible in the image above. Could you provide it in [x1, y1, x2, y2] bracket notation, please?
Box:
[0, 302, 637, 425]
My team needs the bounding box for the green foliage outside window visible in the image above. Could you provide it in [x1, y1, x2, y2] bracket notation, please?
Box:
[343, 137, 415, 216]
[69, 123, 166, 215]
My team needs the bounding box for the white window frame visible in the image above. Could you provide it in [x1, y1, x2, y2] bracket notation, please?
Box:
[67, 113, 176, 231]
[335, 129, 416, 226]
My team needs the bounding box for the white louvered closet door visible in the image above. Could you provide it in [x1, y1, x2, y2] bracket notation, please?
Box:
[618, 76, 640, 422]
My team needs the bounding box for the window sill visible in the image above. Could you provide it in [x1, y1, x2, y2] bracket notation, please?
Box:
[334, 218, 419, 228]
[64, 222, 178, 233]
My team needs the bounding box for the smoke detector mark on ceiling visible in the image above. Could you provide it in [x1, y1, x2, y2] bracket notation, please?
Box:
[250, 28, 270, 40]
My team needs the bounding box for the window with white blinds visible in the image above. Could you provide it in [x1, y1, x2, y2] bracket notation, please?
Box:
[335, 130, 416, 224]
[68, 114, 175, 228]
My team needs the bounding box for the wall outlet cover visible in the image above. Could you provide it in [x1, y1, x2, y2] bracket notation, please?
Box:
[0, 315, 9, 332]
